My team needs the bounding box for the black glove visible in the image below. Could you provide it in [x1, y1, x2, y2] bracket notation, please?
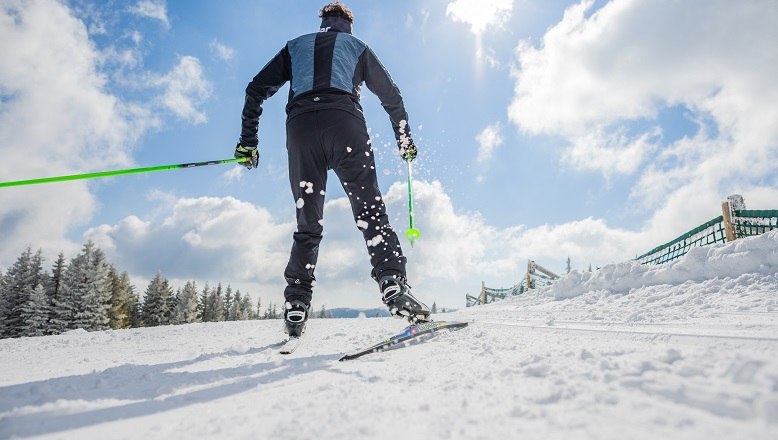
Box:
[398, 137, 417, 162]
[234, 143, 258, 169]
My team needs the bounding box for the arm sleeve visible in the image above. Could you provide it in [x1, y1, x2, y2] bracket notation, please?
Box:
[239, 46, 291, 147]
[361, 47, 411, 143]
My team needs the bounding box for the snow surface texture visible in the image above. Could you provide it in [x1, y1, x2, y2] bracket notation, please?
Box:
[1, 232, 777, 439]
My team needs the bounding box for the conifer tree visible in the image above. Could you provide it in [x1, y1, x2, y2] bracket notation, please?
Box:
[0, 248, 45, 338]
[127, 287, 142, 328]
[228, 290, 241, 321]
[256, 297, 262, 320]
[431, 302, 437, 314]
[199, 284, 211, 321]
[174, 281, 201, 324]
[223, 285, 233, 321]
[206, 283, 225, 322]
[141, 272, 173, 327]
[21, 284, 50, 337]
[566, 257, 572, 274]
[47, 253, 68, 334]
[108, 268, 133, 329]
[0, 268, 6, 337]
[72, 244, 111, 331]
[240, 294, 254, 320]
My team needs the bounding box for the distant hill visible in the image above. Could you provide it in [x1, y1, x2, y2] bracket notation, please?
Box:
[325, 308, 391, 318]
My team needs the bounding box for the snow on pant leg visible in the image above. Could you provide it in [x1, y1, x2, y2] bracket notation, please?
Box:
[323, 110, 407, 281]
[283, 112, 328, 305]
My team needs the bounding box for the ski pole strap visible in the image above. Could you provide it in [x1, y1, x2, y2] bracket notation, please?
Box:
[0, 157, 247, 188]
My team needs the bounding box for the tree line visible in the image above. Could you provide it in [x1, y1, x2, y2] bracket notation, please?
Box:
[0, 241, 286, 339]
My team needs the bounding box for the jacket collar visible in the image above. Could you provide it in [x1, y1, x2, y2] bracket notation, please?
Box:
[320, 16, 352, 34]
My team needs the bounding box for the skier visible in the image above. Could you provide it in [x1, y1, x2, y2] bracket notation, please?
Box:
[235, 2, 430, 338]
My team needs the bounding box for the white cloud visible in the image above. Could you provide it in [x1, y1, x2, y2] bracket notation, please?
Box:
[0, 0, 154, 265]
[508, 0, 778, 235]
[476, 122, 504, 163]
[155, 56, 212, 124]
[129, 0, 170, 29]
[83, 180, 653, 309]
[209, 40, 235, 61]
[446, 0, 513, 35]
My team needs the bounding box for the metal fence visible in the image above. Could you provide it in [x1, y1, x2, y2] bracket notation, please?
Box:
[636, 202, 777, 266]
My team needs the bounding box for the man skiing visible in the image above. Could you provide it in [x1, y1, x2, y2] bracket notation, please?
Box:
[235, 2, 430, 338]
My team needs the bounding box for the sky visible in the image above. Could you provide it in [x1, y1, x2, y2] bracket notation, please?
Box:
[1, 0, 777, 310]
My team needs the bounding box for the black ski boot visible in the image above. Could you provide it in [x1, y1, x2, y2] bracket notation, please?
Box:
[283, 300, 310, 337]
[379, 275, 430, 323]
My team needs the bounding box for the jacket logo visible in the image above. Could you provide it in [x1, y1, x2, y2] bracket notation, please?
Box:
[319, 27, 331, 32]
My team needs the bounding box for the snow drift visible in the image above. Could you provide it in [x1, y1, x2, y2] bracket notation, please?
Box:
[1, 231, 776, 439]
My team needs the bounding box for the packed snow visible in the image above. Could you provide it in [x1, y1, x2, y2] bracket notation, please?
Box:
[1, 231, 777, 439]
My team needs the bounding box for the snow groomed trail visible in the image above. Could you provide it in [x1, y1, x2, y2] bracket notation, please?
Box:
[1, 231, 777, 439]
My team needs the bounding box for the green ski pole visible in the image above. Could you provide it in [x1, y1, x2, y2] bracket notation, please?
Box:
[0, 157, 248, 188]
[405, 160, 421, 247]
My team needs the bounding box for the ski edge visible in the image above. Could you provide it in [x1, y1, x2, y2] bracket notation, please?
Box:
[338, 320, 469, 361]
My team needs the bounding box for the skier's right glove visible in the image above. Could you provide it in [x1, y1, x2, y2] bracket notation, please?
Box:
[234, 143, 259, 169]
[398, 137, 417, 162]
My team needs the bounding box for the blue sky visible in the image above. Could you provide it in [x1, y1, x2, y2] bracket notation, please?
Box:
[1, 0, 777, 310]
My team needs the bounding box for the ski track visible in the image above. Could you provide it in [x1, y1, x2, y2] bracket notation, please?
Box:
[1, 232, 777, 439]
[0, 312, 776, 440]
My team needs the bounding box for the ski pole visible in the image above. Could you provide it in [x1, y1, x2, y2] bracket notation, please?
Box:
[0, 157, 248, 188]
[405, 160, 421, 247]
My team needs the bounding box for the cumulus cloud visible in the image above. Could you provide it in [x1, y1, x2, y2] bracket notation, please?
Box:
[446, 0, 513, 35]
[508, 0, 778, 240]
[476, 122, 504, 163]
[155, 56, 212, 124]
[209, 40, 235, 62]
[84, 180, 651, 308]
[0, 0, 154, 264]
[129, 0, 170, 29]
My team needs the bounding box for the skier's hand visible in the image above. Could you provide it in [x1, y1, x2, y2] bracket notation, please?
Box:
[234, 143, 259, 169]
[399, 137, 417, 162]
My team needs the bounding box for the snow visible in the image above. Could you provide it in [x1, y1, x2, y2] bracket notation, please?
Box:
[1, 232, 777, 439]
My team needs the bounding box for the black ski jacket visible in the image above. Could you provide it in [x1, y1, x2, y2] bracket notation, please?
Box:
[240, 16, 410, 148]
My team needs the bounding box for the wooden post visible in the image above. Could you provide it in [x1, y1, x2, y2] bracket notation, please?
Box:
[481, 281, 485, 305]
[527, 260, 533, 290]
[722, 201, 736, 242]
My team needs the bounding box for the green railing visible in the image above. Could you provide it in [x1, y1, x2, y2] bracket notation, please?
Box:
[733, 209, 778, 238]
[637, 208, 777, 266]
[636, 216, 727, 265]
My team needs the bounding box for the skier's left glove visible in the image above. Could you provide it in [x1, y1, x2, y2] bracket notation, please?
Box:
[234, 143, 259, 169]
[399, 137, 417, 162]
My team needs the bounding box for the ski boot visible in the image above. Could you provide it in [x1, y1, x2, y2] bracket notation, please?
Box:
[283, 300, 310, 337]
[379, 275, 430, 323]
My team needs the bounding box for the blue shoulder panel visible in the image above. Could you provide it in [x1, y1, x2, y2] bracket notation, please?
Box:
[287, 33, 316, 97]
[331, 33, 366, 93]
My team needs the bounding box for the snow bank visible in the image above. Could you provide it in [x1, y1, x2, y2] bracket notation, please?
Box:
[547, 230, 778, 300]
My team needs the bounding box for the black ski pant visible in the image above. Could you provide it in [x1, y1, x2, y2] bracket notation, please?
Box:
[283, 109, 406, 305]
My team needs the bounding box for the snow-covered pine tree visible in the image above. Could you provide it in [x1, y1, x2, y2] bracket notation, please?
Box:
[70, 243, 111, 331]
[199, 284, 211, 322]
[255, 297, 262, 320]
[0, 248, 46, 338]
[206, 283, 225, 322]
[141, 272, 173, 327]
[108, 268, 133, 329]
[127, 286, 142, 328]
[174, 280, 200, 324]
[47, 252, 68, 334]
[240, 293, 254, 320]
[566, 257, 572, 274]
[228, 289, 241, 321]
[0, 267, 6, 336]
[21, 284, 50, 337]
[223, 285, 233, 321]
[61, 242, 103, 331]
